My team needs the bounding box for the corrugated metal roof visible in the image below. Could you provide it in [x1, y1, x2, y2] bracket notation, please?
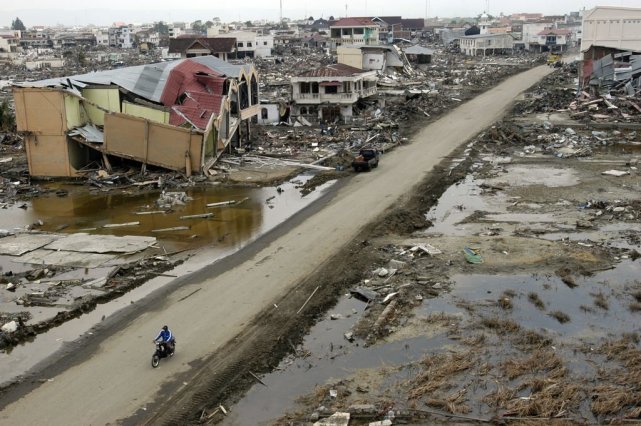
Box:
[68, 123, 104, 143]
[404, 45, 434, 55]
[297, 63, 367, 78]
[19, 60, 181, 103]
[190, 55, 247, 79]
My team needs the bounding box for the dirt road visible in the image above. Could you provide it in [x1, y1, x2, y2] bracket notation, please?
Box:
[0, 65, 552, 425]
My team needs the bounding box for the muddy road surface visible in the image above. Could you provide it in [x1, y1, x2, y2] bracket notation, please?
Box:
[0, 65, 552, 425]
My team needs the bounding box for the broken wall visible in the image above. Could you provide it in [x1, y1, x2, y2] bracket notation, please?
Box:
[337, 46, 364, 69]
[64, 94, 87, 130]
[122, 102, 170, 124]
[103, 113, 203, 174]
[13, 87, 76, 176]
[82, 87, 121, 126]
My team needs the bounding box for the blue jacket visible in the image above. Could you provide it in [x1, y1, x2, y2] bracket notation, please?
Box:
[154, 328, 172, 343]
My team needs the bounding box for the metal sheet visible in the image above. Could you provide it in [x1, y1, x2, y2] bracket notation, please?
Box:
[404, 45, 435, 55]
[0, 234, 59, 256]
[68, 124, 104, 143]
[16, 249, 115, 268]
[45, 233, 156, 254]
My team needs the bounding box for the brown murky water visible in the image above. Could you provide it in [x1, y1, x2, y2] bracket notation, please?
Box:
[0, 175, 336, 385]
[2, 177, 330, 253]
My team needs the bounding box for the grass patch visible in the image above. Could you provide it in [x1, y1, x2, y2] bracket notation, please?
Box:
[527, 292, 545, 310]
[480, 317, 521, 335]
[549, 311, 570, 324]
[409, 352, 475, 399]
[629, 302, 641, 313]
[502, 350, 565, 380]
[592, 292, 609, 310]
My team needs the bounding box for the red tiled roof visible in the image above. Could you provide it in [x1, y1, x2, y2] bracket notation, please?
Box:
[332, 17, 376, 27]
[169, 106, 214, 129]
[161, 59, 227, 130]
[538, 29, 570, 36]
[298, 63, 367, 78]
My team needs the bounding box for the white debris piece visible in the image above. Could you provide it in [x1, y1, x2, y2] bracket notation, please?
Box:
[602, 170, 629, 177]
[1, 321, 18, 333]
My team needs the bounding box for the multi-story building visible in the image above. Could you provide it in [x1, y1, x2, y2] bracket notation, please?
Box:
[94, 30, 110, 47]
[460, 33, 514, 56]
[109, 25, 133, 48]
[330, 18, 380, 50]
[291, 63, 378, 123]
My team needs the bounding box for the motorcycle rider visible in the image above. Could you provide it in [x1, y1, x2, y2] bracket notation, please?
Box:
[153, 325, 174, 354]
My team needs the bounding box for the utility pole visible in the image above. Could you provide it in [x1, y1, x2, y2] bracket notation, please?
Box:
[280, 0, 283, 24]
[345, 3, 348, 18]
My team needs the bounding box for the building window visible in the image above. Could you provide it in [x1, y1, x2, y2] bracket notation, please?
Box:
[247, 42, 252, 47]
[238, 42, 244, 47]
[325, 85, 338, 94]
[261, 108, 268, 119]
[264, 41, 268, 45]
[354, 28, 364, 35]
[300, 106, 308, 115]
[300, 82, 310, 93]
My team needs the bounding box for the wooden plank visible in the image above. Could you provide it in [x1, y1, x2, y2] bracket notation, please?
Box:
[179, 213, 214, 220]
[102, 222, 140, 228]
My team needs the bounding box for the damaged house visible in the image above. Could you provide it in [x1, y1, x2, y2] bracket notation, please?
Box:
[580, 6, 641, 89]
[12, 55, 260, 177]
[291, 63, 377, 123]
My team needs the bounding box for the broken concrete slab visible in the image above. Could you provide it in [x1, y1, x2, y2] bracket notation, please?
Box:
[44, 233, 156, 254]
[313, 412, 350, 426]
[0, 234, 60, 256]
[602, 170, 629, 177]
[16, 249, 116, 268]
[351, 286, 378, 302]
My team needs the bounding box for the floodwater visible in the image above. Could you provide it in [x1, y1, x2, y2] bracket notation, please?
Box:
[222, 260, 641, 425]
[222, 295, 448, 426]
[0, 175, 336, 386]
[2, 176, 328, 254]
[220, 161, 641, 423]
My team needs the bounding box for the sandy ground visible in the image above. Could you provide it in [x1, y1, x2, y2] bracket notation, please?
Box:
[0, 65, 552, 425]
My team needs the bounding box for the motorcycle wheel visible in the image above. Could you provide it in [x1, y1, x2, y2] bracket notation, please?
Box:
[151, 354, 160, 368]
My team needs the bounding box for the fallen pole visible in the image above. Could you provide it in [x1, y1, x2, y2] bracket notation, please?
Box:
[248, 371, 267, 386]
[151, 226, 190, 233]
[179, 213, 214, 220]
[207, 197, 249, 208]
[135, 211, 167, 215]
[102, 221, 140, 228]
[296, 286, 320, 314]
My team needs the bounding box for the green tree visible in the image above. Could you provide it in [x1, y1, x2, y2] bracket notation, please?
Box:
[244, 20, 253, 27]
[0, 101, 16, 132]
[191, 20, 206, 34]
[11, 17, 26, 31]
[153, 21, 169, 35]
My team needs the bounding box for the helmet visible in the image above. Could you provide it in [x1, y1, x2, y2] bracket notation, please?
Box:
[162, 325, 168, 331]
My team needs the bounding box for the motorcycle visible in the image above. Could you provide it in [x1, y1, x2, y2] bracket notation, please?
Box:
[151, 339, 176, 368]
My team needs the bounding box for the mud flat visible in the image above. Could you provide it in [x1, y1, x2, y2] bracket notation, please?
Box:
[207, 68, 641, 425]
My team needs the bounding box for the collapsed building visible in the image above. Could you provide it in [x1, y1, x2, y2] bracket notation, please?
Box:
[580, 6, 641, 92]
[12, 55, 260, 177]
